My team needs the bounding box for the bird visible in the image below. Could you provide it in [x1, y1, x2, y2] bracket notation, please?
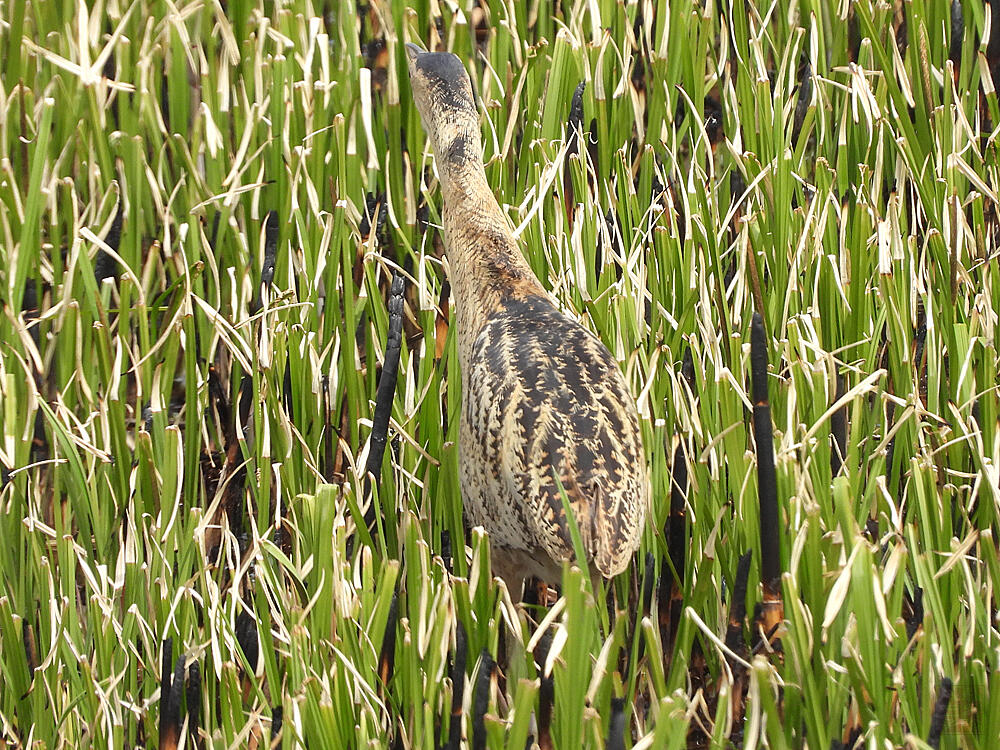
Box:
[405, 43, 648, 595]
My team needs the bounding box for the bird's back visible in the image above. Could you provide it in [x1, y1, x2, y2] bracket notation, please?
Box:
[459, 294, 648, 580]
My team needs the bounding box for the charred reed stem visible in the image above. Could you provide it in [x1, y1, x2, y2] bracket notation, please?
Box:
[235, 611, 260, 675]
[534, 631, 555, 750]
[362, 271, 406, 536]
[666, 442, 688, 590]
[989, 0, 1000, 84]
[366, 271, 406, 486]
[949, 0, 964, 68]
[158, 638, 174, 747]
[185, 661, 201, 749]
[751, 313, 781, 589]
[830, 372, 847, 478]
[563, 81, 586, 222]
[657, 441, 689, 647]
[442, 621, 467, 750]
[725, 550, 753, 661]
[270, 706, 284, 747]
[94, 198, 124, 283]
[472, 649, 495, 750]
[927, 677, 953, 749]
[378, 587, 400, 686]
[905, 587, 924, 641]
[159, 648, 186, 750]
[605, 697, 626, 750]
[250, 210, 280, 314]
[22, 619, 38, 675]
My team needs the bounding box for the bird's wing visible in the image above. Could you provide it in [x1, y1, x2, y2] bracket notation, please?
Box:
[467, 295, 647, 576]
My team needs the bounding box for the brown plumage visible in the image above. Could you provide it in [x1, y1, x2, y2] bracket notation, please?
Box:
[406, 44, 648, 591]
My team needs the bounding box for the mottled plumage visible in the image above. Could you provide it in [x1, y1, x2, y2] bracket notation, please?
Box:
[406, 44, 648, 590]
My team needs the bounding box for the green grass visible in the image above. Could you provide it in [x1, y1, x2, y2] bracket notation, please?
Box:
[1, 0, 998, 747]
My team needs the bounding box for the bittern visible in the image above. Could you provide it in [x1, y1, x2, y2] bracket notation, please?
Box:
[406, 44, 648, 594]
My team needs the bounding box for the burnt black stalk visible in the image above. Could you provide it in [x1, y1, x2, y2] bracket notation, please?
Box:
[605, 697, 627, 750]
[321, 375, 336, 482]
[158, 647, 185, 750]
[235, 610, 259, 674]
[159, 639, 173, 739]
[361, 271, 406, 539]
[94, 198, 124, 282]
[989, 0, 1000, 84]
[185, 661, 201, 749]
[791, 60, 811, 143]
[927, 677, 953, 749]
[270, 706, 284, 747]
[657, 441, 689, 648]
[666, 442, 688, 591]
[564, 81, 586, 222]
[751, 313, 783, 638]
[378, 586, 400, 686]
[905, 587, 924, 642]
[534, 630, 555, 750]
[830, 372, 847, 478]
[472, 649, 495, 750]
[949, 0, 964, 68]
[441, 621, 467, 750]
[751, 314, 780, 587]
[250, 210, 280, 314]
[725, 550, 753, 662]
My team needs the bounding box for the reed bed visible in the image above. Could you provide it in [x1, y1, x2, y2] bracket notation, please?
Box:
[0, 0, 997, 747]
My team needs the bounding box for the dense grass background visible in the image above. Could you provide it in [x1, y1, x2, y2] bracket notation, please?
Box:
[1, 0, 999, 747]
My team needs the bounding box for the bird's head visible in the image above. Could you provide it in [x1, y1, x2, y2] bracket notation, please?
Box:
[405, 45, 480, 166]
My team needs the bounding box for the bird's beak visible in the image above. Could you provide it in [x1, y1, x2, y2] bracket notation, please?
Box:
[405, 43, 423, 63]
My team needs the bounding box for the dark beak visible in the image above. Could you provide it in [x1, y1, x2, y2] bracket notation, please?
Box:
[405, 43, 423, 63]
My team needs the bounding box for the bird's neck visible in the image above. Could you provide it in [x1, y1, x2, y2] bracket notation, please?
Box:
[435, 127, 545, 363]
